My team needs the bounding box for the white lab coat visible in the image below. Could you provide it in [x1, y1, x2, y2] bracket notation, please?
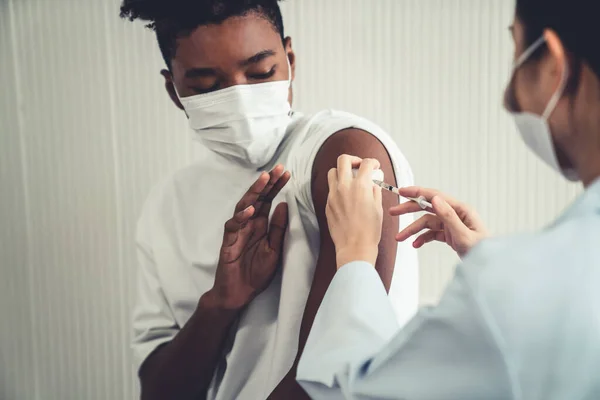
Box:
[297, 178, 600, 400]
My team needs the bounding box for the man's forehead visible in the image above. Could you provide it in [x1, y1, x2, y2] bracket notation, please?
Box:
[172, 14, 282, 68]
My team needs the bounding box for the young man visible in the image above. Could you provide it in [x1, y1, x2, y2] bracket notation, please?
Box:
[121, 1, 419, 399]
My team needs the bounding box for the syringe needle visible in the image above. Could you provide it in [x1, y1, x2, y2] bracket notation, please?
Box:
[373, 180, 432, 210]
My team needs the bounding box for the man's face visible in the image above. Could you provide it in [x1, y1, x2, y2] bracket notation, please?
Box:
[164, 12, 295, 106]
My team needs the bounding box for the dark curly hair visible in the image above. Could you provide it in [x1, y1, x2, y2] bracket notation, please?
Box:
[120, 0, 285, 69]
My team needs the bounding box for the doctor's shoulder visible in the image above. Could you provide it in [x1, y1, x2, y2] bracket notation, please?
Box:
[461, 214, 600, 288]
[455, 215, 600, 395]
[457, 214, 600, 329]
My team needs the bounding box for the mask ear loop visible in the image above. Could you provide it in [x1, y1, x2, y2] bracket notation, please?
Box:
[511, 35, 568, 120]
[542, 61, 569, 120]
[513, 36, 546, 69]
[285, 55, 294, 116]
[286, 56, 293, 87]
[506, 36, 546, 112]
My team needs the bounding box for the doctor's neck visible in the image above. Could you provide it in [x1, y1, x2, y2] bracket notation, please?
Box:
[568, 64, 600, 188]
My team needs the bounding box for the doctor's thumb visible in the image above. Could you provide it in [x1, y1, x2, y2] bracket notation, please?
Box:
[431, 196, 465, 234]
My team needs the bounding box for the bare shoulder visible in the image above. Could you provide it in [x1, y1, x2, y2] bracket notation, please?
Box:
[311, 128, 398, 212]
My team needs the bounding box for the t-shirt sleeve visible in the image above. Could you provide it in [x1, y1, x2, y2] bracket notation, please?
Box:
[288, 110, 415, 217]
[131, 182, 179, 372]
[297, 263, 515, 400]
[287, 110, 419, 326]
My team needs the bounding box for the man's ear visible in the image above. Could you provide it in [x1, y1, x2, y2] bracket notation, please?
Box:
[284, 37, 296, 81]
[161, 69, 185, 111]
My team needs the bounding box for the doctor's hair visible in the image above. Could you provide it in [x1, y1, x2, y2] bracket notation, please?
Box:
[119, 0, 285, 69]
[516, 0, 600, 92]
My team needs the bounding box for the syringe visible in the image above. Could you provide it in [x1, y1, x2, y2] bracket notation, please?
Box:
[373, 180, 433, 210]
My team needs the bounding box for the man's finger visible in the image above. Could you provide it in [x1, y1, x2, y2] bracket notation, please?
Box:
[357, 158, 381, 180]
[265, 164, 285, 193]
[337, 154, 361, 185]
[413, 230, 446, 248]
[389, 201, 424, 216]
[268, 202, 289, 252]
[235, 172, 270, 213]
[254, 166, 285, 215]
[223, 206, 255, 247]
[257, 170, 291, 218]
[269, 170, 291, 197]
[395, 214, 443, 242]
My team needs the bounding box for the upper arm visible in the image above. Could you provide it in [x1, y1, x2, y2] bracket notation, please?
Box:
[311, 128, 399, 291]
[294, 128, 399, 355]
[273, 129, 401, 396]
[133, 241, 179, 376]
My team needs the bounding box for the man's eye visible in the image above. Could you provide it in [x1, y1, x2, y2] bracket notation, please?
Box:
[192, 83, 220, 94]
[249, 67, 276, 80]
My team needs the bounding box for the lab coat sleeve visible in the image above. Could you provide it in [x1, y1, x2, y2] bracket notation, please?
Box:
[297, 262, 401, 388]
[297, 262, 515, 400]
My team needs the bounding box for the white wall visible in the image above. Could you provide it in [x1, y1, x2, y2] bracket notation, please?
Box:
[0, 0, 581, 399]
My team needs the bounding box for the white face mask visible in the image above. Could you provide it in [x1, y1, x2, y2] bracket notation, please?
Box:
[178, 59, 293, 168]
[507, 36, 579, 181]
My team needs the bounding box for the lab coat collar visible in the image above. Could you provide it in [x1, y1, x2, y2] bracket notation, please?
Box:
[549, 177, 600, 229]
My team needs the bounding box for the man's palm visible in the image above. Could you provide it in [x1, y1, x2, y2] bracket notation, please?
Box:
[213, 166, 290, 310]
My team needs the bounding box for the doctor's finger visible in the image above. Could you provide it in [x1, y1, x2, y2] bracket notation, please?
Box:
[327, 168, 338, 192]
[430, 196, 467, 234]
[235, 172, 270, 213]
[257, 170, 291, 218]
[373, 182, 382, 204]
[413, 230, 446, 249]
[395, 214, 444, 242]
[357, 158, 381, 180]
[389, 201, 425, 216]
[268, 203, 289, 252]
[398, 187, 461, 208]
[337, 154, 363, 185]
[223, 206, 256, 246]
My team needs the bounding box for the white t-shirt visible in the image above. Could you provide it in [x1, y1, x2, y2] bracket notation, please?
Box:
[132, 110, 419, 400]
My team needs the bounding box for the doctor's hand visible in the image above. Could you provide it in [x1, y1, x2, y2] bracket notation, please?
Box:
[390, 187, 488, 258]
[210, 165, 290, 311]
[326, 155, 383, 269]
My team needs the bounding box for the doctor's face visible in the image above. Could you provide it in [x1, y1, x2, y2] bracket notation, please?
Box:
[504, 19, 551, 116]
[504, 18, 574, 170]
[162, 12, 295, 106]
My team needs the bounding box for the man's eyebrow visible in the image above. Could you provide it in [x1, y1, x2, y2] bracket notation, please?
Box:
[184, 67, 217, 79]
[239, 50, 277, 67]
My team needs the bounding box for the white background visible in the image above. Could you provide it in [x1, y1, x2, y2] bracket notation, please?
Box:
[0, 0, 581, 399]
